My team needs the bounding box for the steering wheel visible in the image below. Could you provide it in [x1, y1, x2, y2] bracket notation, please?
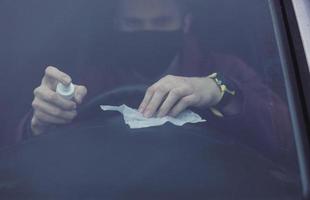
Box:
[0, 85, 300, 199]
[75, 84, 148, 122]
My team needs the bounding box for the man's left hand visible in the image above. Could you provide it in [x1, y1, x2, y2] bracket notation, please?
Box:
[138, 75, 223, 118]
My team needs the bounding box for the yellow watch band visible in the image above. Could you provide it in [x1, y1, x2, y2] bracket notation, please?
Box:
[207, 73, 236, 117]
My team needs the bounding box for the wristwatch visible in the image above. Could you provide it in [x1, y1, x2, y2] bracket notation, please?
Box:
[208, 73, 237, 117]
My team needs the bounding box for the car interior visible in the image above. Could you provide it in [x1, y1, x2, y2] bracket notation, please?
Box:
[0, 0, 308, 199]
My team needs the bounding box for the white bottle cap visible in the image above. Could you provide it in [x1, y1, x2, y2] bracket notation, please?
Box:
[56, 82, 75, 100]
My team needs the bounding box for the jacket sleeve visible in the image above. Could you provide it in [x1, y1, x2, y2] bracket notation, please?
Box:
[204, 54, 295, 161]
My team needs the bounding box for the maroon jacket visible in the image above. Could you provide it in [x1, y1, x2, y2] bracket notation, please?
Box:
[16, 34, 294, 161]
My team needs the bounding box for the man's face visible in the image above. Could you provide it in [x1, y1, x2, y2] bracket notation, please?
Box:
[115, 0, 187, 32]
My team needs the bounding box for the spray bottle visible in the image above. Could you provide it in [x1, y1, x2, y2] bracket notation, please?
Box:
[56, 82, 75, 100]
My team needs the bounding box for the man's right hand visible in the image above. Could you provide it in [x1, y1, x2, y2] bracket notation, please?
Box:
[31, 66, 88, 135]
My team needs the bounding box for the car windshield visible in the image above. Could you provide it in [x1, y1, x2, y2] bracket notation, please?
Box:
[0, 0, 306, 199]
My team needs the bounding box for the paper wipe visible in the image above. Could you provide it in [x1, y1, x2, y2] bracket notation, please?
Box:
[100, 104, 206, 129]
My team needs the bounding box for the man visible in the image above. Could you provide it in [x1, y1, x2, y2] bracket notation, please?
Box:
[30, 0, 224, 134]
[26, 0, 293, 160]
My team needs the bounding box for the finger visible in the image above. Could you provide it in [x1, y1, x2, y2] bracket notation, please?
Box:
[31, 116, 47, 136]
[32, 98, 77, 121]
[34, 86, 77, 110]
[73, 85, 88, 104]
[157, 88, 190, 117]
[138, 87, 155, 113]
[33, 110, 71, 125]
[170, 95, 199, 117]
[43, 66, 71, 88]
[31, 115, 45, 129]
[143, 88, 169, 118]
[138, 77, 175, 113]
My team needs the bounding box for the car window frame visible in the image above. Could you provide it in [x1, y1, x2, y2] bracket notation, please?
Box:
[269, 0, 310, 198]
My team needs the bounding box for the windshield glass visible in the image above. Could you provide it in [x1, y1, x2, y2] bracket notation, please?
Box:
[0, 0, 304, 199]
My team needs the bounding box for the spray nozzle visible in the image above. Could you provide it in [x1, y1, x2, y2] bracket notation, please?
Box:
[56, 82, 75, 100]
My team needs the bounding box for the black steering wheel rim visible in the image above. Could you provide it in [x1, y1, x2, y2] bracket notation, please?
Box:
[76, 84, 148, 122]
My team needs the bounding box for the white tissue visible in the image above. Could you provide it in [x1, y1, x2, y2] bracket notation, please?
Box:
[100, 104, 206, 129]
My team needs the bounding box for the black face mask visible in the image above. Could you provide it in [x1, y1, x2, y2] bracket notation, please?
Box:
[106, 30, 183, 79]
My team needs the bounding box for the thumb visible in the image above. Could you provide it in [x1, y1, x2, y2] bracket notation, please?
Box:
[43, 66, 72, 90]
